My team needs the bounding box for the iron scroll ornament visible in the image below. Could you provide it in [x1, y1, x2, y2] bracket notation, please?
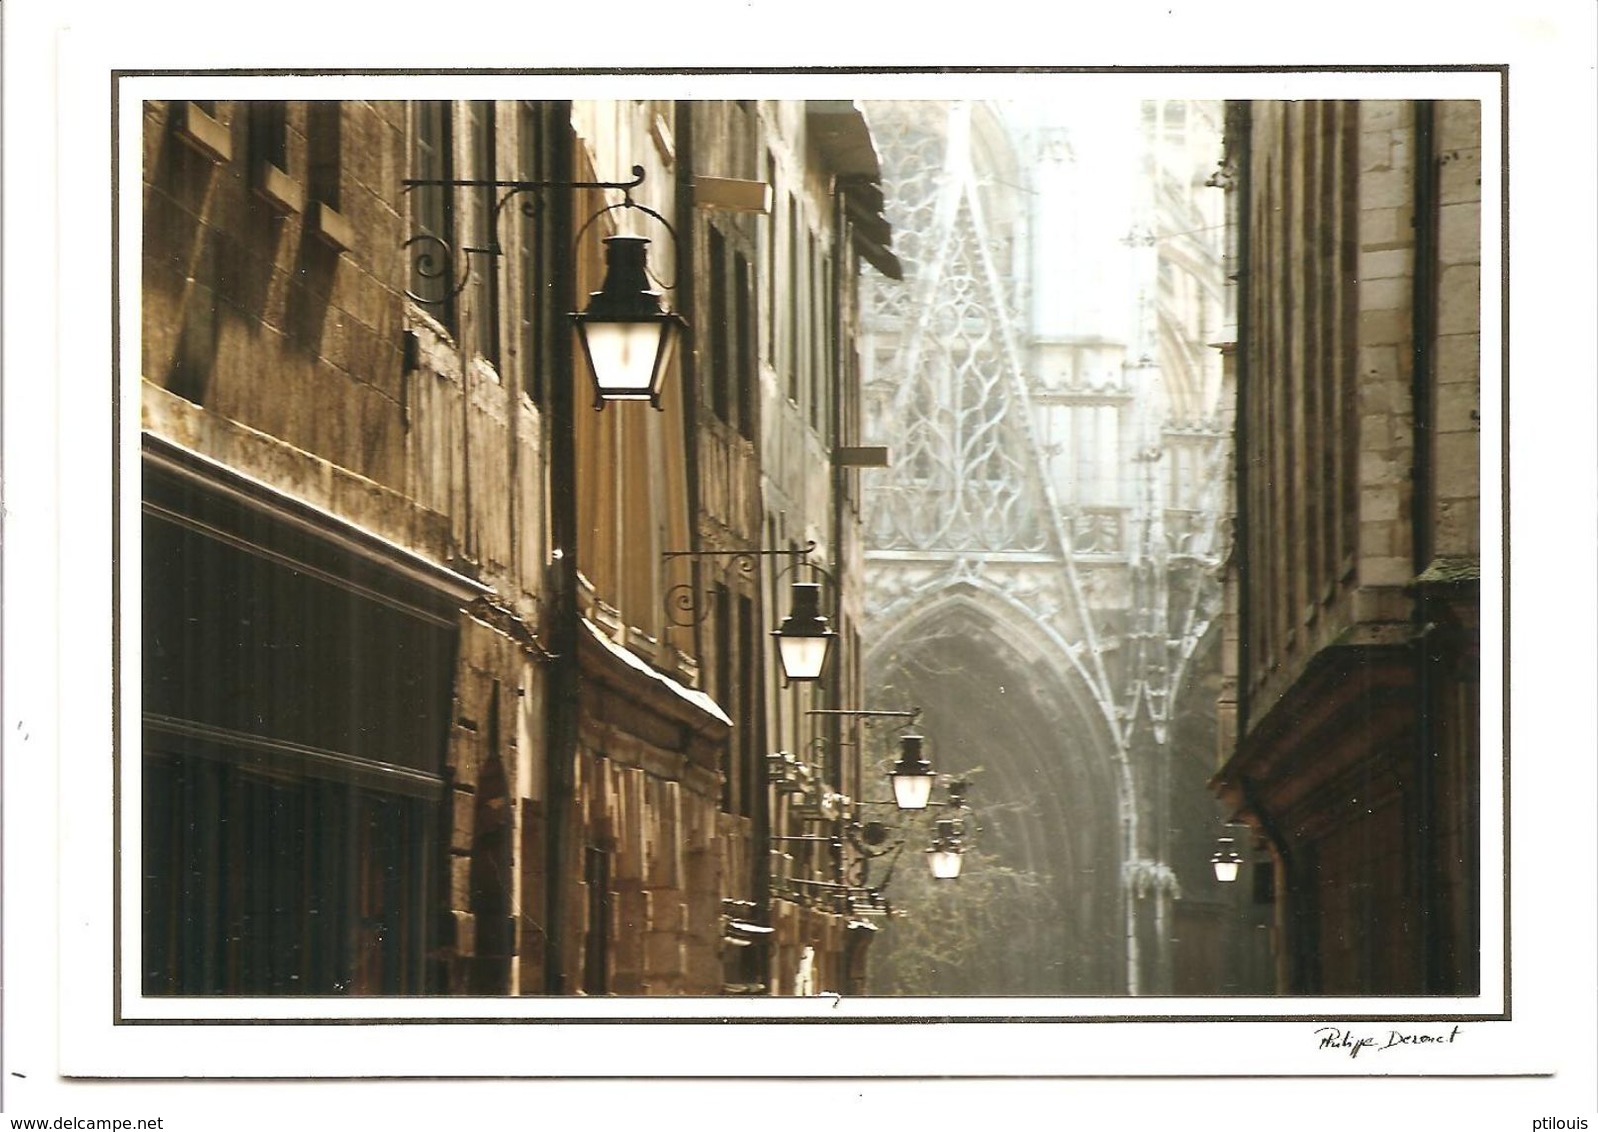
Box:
[400, 164, 679, 307]
[659, 540, 834, 630]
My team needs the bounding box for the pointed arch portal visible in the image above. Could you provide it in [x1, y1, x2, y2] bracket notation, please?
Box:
[864, 588, 1125, 994]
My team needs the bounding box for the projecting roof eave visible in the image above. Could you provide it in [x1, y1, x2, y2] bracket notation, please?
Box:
[580, 617, 733, 729]
[807, 101, 901, 281]
[806, 100, 882, 179]
[854, 233, 903, 281]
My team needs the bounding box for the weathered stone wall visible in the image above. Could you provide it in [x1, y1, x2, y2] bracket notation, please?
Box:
[1238, 98, 1481, 720]
[1237, 100, 1370, 722]
[144, 101, 411, 498]
[571, 633, 731, 994]
[1431, 102, 1483, 559]
[1355, 101, 1422, 596]
[1219, 98, 1482, 995]
[143, 100, 560, 995]
[143, 99, 550, 610]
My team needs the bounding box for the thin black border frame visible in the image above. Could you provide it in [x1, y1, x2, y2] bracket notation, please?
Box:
[106, 64, 1511, 1034]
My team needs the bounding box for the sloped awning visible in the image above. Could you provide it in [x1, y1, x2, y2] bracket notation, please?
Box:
[806, 101, 902, 281]
[1412, 555, 1481, 587]
[580, 617, 733, 730]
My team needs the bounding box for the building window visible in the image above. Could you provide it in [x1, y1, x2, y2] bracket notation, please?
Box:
[468, 687, 513, 996]
[735, 251, 755, 441]
[821, 255, 834, 445]
[709, 587, 759, 818]
[787, 194, 800, 403]
[736, 592, 759, 817]
[245, 100, 305, 215]
[411, 100, 456, 331]
[713, 583, 734, 812]
[709, 226, 731, 424]
[765, 153, 778, 365]
[172, 101, 231, 166]
[248, 100, 288, 176]
[809, 232, 822, 433]
[306, 102, 342, 212]
[706, 228, 757, 440]
[302, 102, 355, 252]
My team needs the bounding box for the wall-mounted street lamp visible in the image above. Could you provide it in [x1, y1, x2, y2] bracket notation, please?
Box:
[844, 771, 974, 888]
[926, 819, 966, 880]
[771, 761, 976, 920]
[570, 233, 685, 409]
[887, 733, 937, 811]
[1210, 833, 1243, 883]
[802, 709, 974, 888]
[661, 541, 838, 684]
[806, 707, 932, 810]
[402, 164, 686, 410]
[771, 581, 836, 683]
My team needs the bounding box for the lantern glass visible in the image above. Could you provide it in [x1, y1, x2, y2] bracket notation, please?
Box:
[889, 733, 935, 810]
[775, 632, 831, 682]
[928, 847, 964, 880]
[580, 319, 673, 400]
[927, 819, 963, 878]
[890, 771, 935, 811]
[571, 234, 683, 409]
[1210, 834, 1243, 883]
[772, 581, 835, 682]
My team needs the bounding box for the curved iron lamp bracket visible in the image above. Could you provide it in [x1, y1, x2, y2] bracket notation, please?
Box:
[806, 705, 921, 731]
[401, 165, 673, 308]
[843, 773, 977, 884]
[660, 540, 835, 628]
[841, 832, 903, 888]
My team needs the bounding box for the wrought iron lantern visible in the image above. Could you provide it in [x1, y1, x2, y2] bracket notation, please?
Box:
[1210, 834, 1243, 883]
[887, 733, 936, 811]
[571, 234, 686, 409]
[926, 819, 965, 880]
[663, 542, 838, 682]
[402, 160, 686, 411]
[771, 581, 836, 683]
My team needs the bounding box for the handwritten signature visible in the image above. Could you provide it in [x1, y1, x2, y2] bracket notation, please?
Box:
[1314, 1025, 1462, 1059]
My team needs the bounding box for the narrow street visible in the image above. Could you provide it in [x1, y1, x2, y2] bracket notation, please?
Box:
[135, 92, 1479, 1002]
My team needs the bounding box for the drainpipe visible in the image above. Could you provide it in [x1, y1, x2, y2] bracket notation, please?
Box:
[1228, 100, 1272, 988]
[1408, 100, 1441, 992]
[543, 101, 578, 995]
[454, 103, 476, 567]
[1230, 99, 1254, 784]
[675, 102, 706, 676]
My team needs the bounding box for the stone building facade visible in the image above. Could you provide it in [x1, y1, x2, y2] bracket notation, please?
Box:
[1210, 100, 1482, 995]
[138, 96, 894, 996]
